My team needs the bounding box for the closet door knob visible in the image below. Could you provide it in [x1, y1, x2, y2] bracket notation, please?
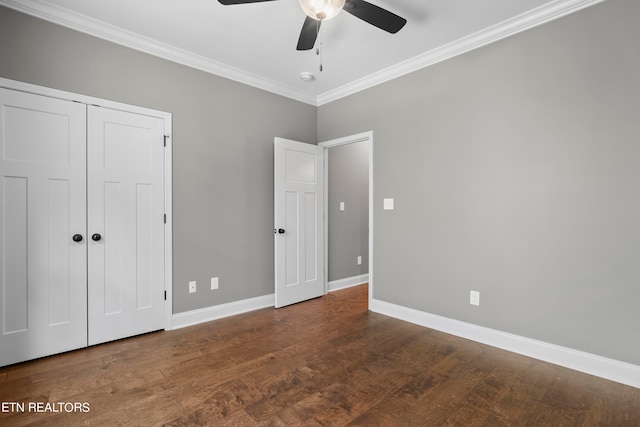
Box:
[72, 234, 83, 242]
[92, 233, 102, 242]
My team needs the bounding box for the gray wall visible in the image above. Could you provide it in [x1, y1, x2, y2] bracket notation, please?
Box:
[318, 0, 640, 365]
[0, 6, 317, 314]
[328, 141, 369, 282]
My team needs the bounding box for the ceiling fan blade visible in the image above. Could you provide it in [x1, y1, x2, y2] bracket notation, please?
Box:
[218, 0, 277, 5]
[343, 0, 406, 34]
[297, 16, 321, 51]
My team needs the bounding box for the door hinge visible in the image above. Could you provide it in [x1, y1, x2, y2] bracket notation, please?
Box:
[164, 290, 167, 300]
[164, 214, 167, 224]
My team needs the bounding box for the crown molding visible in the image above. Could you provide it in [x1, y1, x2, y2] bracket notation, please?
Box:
[1, 0, 605, 107]
[0, 0, 318, 105]
[316, 0, 606, 105]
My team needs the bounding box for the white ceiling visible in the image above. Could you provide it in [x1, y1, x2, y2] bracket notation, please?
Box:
[1, 0, 601, 105]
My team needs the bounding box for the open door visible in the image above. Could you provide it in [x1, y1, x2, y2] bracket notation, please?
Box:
[274, 138, 324, 308]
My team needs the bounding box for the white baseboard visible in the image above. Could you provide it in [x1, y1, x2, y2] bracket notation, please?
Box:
[370, 298, 640, 389]
[170, 275, 369, 329]
[328, 274, 369, 292]
[172, 294, 275, 330]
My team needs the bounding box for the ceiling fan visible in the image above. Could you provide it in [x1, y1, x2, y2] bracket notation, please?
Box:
[218, 0, 407, 51]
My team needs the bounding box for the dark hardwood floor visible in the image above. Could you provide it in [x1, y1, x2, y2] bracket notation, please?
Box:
[1, 284, 639, 426]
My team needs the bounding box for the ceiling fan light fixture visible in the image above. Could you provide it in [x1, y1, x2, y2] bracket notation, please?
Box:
[299, 0, 345, 21]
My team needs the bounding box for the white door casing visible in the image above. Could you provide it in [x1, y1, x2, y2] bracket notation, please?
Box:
[274, 138, 325, 308]
[0, 88, 88, 366]
[87, 106, 166, 346]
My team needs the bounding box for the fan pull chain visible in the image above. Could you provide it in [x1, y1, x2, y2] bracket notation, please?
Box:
[317, 20, 323, 72]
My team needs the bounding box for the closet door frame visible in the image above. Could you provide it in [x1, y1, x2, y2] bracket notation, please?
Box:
[0, 77, 174, 331]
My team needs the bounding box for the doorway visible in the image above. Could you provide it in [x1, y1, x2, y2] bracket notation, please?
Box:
[319, 131, 373, 307]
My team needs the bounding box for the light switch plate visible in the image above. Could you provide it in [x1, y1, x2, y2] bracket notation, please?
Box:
[340, 202, 345, 211]
[211, 277, 219, 290]
[189, 281, 196, 293]
[470, 290, 480, 306]
[383, 198, 394, 210]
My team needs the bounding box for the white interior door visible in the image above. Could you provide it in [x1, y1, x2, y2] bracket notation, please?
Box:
[0, 88, 87, 366]
[274, 137, 324, 308]
[87, 106, 165, 345]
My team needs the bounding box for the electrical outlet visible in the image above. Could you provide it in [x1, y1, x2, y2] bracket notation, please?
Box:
[470, 290, 480, 306]
[383, 198, 394, 210]
[189, 281, 196, 294]
[357, 256, 362, 265]
[211, 277, 219, 290]
[340, 202, 345, 211]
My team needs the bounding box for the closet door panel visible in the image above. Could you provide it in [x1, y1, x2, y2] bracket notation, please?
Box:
[0, 88, 87, 366]
[87, 106, 165, 346]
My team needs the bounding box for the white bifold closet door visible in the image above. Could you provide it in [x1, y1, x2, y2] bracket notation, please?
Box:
[0, 88, 165, 366]
[0, 88, 88, 365]
[87, 105, 165, 346]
